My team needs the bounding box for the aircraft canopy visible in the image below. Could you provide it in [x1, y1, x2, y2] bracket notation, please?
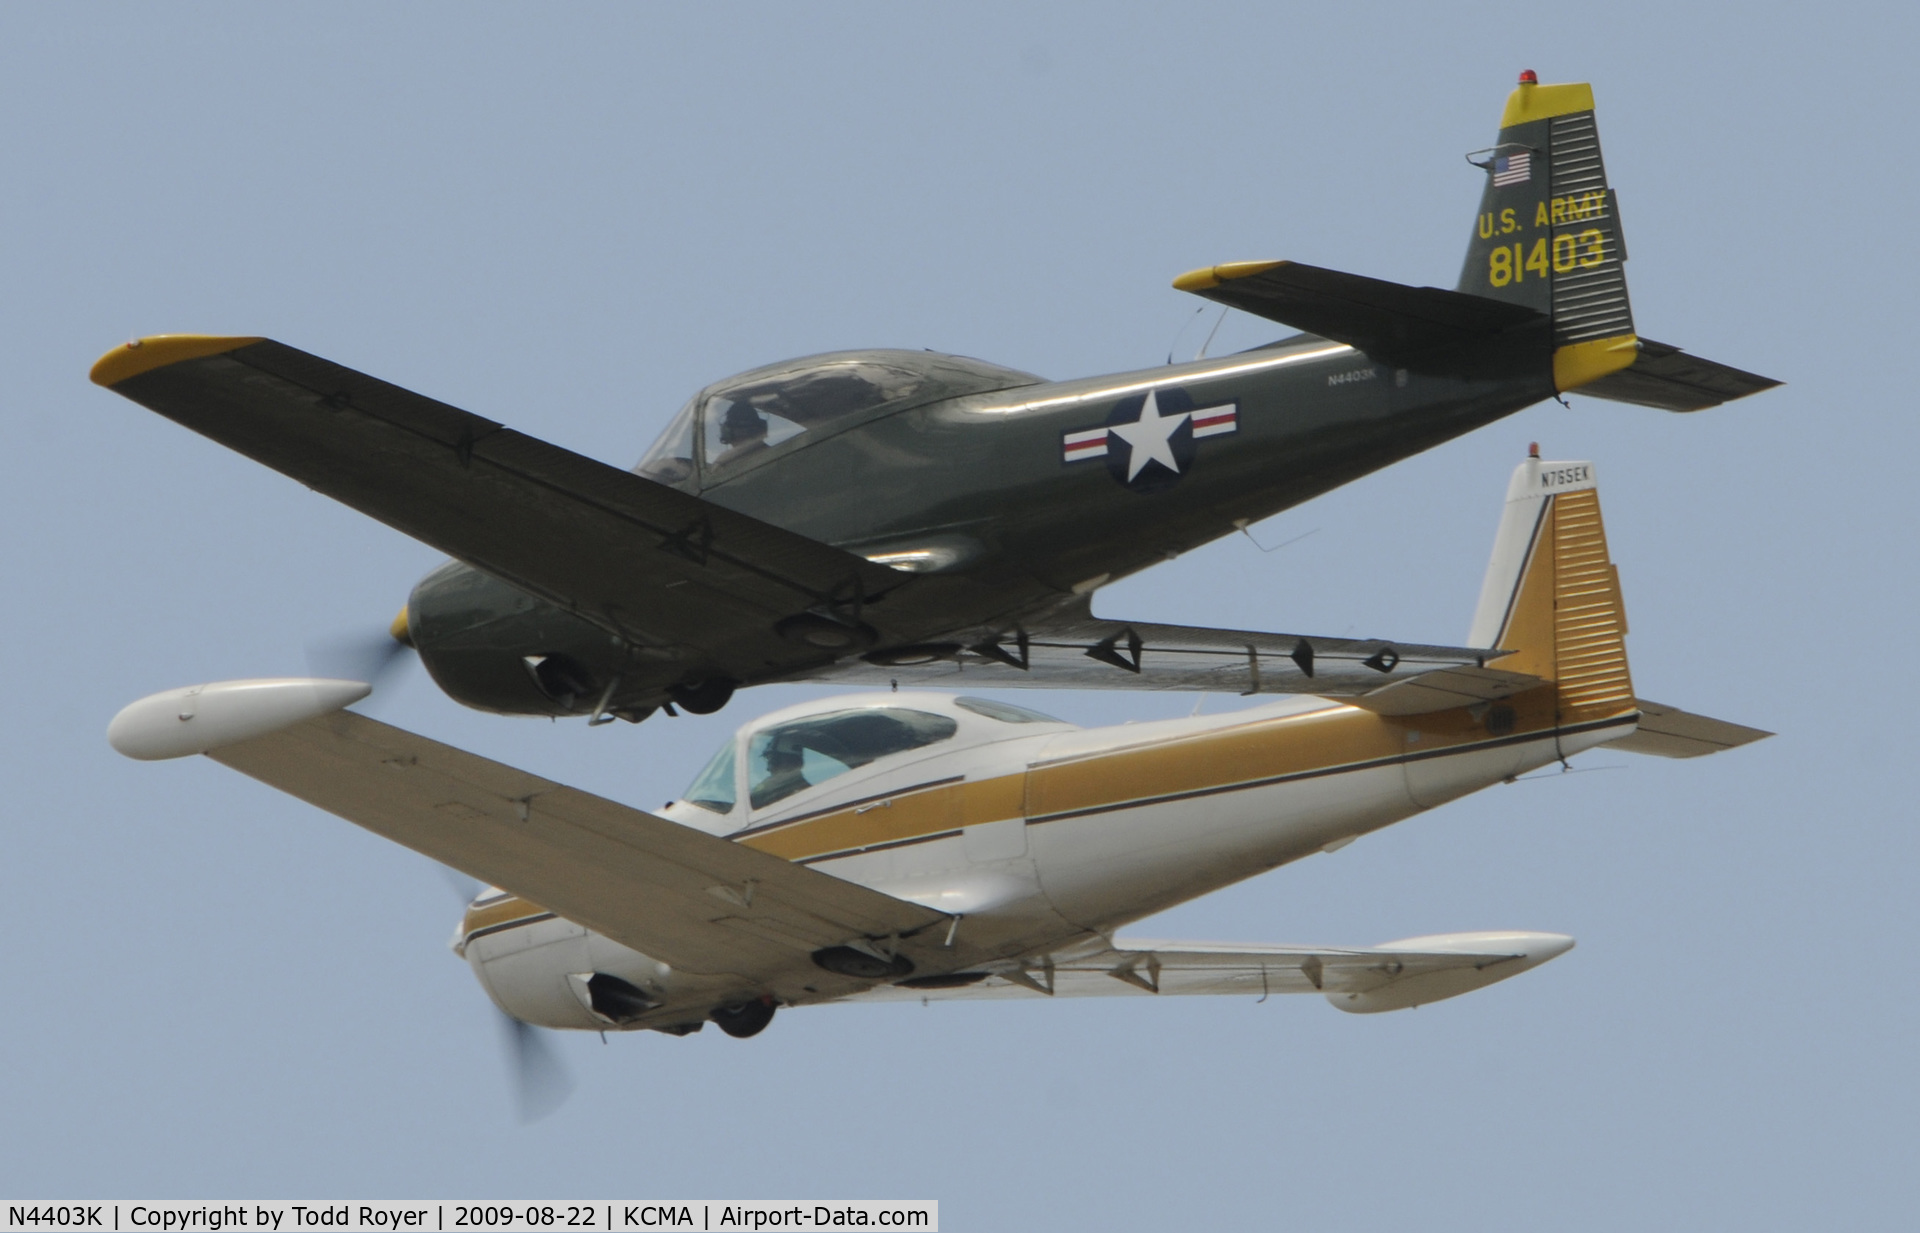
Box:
[635, 349, 1042, 485]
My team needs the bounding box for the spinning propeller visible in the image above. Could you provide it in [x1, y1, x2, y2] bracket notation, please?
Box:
[305, 608, 418, 697]
[436, 865, 576, 1123]
[308, 609, 576, 1121]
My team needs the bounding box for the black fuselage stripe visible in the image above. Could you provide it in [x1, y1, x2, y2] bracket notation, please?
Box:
[789, 714, 1636, 864]
[795, 829, 965, 866]
[728, 775, 968, 841]
[462, 912, 556, 944]
[1026, 714, 1634, 826]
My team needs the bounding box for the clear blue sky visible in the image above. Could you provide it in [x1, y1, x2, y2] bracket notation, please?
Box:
[4, 3, 1913, 1227]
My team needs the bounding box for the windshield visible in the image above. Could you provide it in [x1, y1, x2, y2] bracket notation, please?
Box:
[682, 740, 737, 814]
[635, 398, 697, 484]
[747, 707, 958, 810]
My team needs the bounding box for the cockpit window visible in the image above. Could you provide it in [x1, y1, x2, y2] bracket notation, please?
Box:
[630, 350, 1046, 483]
[747, 707, 958, 810]
[953, 696, 1065, 724]
[635, 398, 697, 485]
[682, 740, 738, 814]
[700, 359, 934, 472]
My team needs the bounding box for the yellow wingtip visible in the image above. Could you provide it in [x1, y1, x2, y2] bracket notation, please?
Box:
[1500, 81, 1595, 129]
[90, 334, 263, 388]
[1171, 260, 1286, 292]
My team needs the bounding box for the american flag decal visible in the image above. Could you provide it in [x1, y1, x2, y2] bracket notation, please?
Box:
[1492, 150, 1531, 187]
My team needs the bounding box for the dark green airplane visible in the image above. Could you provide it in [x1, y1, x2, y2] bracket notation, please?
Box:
[93, 73, 1775, 725]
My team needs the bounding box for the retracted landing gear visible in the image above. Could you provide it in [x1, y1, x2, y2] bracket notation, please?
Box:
[710, 996, 777, 1039]
[669, 676, 736, 715]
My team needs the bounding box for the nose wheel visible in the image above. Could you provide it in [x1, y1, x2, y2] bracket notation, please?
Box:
[710, 997, 777, 1039]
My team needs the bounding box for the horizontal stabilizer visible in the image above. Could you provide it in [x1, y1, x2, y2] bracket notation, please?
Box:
[1347, 664, 1542, 716]
[797, 602, 1534, 705]
[1576, 337, 1780, 411]
[847, 931, 1574, 1013]
[1606, 699, 1772, 758]
[1172, 259, 1547, 376]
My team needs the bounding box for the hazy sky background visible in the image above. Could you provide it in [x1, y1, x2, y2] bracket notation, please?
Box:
[3, 3, 1914, 1227]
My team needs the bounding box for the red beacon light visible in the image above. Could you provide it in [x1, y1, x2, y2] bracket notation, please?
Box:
[1528, 442, 1540, 458]
[1518, 69, 1538, 85]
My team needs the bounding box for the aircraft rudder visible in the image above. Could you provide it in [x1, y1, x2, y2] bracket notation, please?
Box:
[1458, 72, 1638, 394]
[1469, 447, 1634, 722]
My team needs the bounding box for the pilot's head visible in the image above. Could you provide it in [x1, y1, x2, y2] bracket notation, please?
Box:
[718, 402, 768, 447]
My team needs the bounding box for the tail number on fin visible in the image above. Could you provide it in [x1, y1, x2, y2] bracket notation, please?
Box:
[1488, 241, 1551, 286]
[1537, 463, 1592, 490]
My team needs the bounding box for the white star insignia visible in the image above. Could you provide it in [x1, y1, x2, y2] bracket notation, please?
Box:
[1106, 389, 1190, 482]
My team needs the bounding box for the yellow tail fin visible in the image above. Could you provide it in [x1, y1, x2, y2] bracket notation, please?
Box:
[1468, 450, 1634, 723]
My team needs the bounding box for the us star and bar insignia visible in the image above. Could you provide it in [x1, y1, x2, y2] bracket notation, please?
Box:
[1061, 386, 1238, 493]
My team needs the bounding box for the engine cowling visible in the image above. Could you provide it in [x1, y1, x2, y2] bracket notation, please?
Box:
[458, 893, 678, 1030]
[407, 561, 625, 717]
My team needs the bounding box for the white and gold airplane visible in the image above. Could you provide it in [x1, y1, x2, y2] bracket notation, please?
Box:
[110, 452, 1765, 1045]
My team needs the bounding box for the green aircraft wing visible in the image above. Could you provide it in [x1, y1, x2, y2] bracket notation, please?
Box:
[91, 335, 963, 664]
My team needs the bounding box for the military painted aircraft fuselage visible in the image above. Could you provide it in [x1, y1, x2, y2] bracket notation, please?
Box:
[406, 338, 1551, 717]
[91, 75, 1776, 724]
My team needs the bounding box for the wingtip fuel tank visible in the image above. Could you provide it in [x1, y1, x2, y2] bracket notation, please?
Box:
[108, 677, 370, 761]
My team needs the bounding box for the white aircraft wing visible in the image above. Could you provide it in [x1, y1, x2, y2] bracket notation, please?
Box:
[206, 709, 950, 985]
[853, 932, 1574, 1014]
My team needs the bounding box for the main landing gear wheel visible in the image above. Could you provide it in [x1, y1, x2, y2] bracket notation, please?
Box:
[669, 677, 736, 715]
[710, 997, 777, 1039]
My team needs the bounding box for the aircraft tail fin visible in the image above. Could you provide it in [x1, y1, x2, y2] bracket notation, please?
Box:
[1468, 447, 1634, 725]
[1170, 76, 1776, 403]
[1458, 73, 1640, 394]
[1470, 448, 1772, 751]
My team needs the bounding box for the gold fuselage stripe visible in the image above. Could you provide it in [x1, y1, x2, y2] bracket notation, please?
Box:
[458, 712, 1636, 944]
[459, 896, 555, 943]
[740, 693, 1628, 865]
[729, 775, 966, 842]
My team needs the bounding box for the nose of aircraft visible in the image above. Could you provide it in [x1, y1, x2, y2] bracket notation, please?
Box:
[390, 605, 413, 647]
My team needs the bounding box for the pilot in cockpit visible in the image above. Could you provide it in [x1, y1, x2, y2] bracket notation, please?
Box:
[711, 399, 770, 468]
[751, 743, 810, 810]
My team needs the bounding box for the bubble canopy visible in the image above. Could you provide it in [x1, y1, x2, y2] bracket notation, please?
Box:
[635, 349, 1043, 485]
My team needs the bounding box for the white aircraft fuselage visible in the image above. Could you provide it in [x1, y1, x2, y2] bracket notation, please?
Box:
[458, 686, 1628, 1031]
[110, 453, 1764, 1040]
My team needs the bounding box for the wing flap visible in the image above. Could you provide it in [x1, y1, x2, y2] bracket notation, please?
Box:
[205, 709, 949, 982]
[1605, 699, 1772, 758]
[850, 932, 1573, 1010]
[800, 604, 1532, 705]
